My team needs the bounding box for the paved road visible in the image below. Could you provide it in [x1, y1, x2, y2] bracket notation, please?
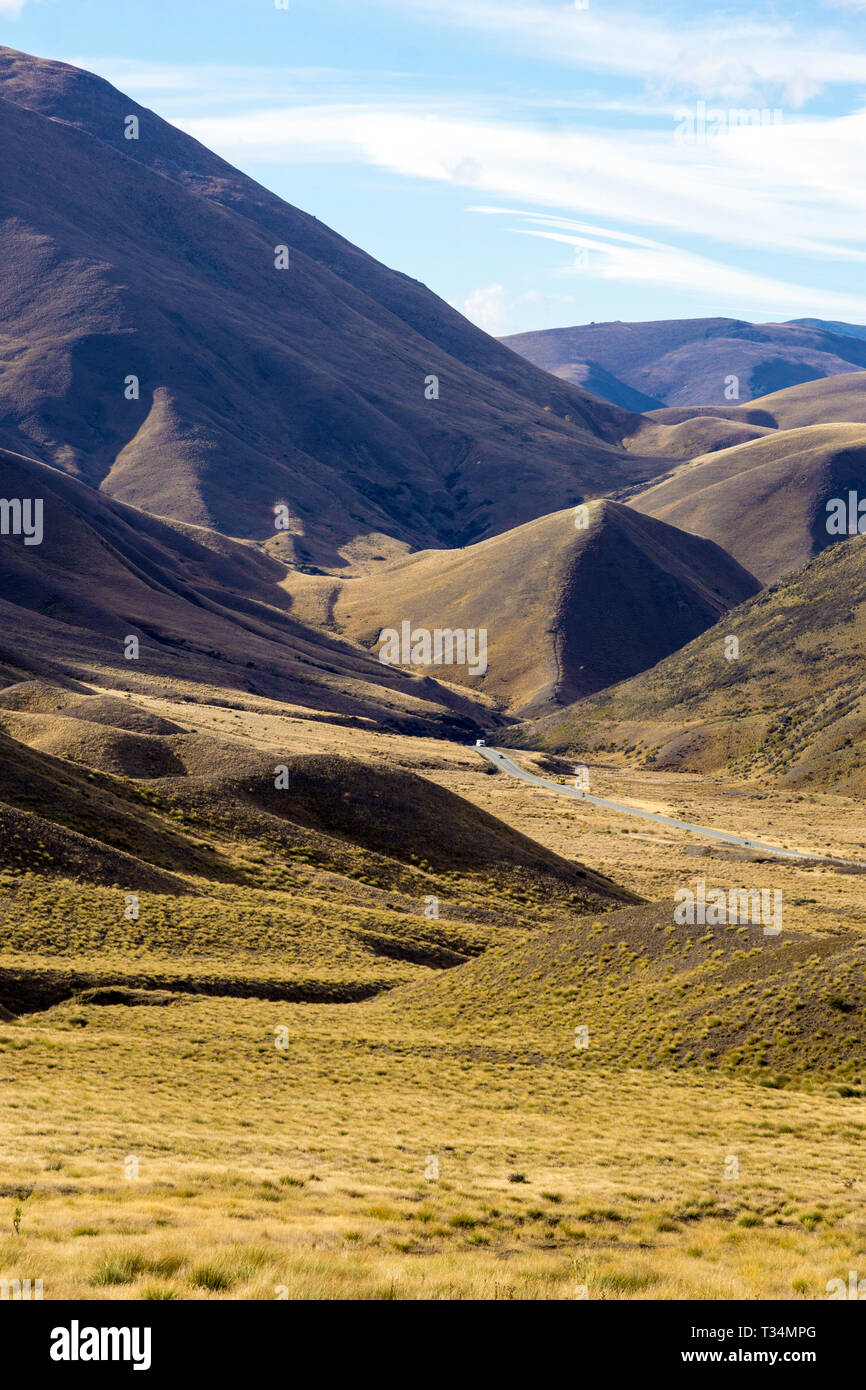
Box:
[474, 746, 863, 867]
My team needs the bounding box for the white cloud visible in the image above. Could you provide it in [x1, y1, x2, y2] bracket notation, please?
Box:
[175, 103, 866, 262]
[67, 57, 429, 110]
[462, 283, 509, 332]
[380, 0, 866, 100]
[460, 281, 575, 330]
[0, 0, 27, 15]
[503, 215, 866, 320]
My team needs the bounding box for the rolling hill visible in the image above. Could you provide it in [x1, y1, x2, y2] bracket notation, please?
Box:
[0, 684, 634, 1015]
[0, 446, 494, 736]
[626, 423, 866, 583]
[388, 896, 866, 1079]
[633, 370, 866, 438]
[0, 46, 670, 565]
[512, 533, 866, 793]
[502, 317, 866, 410]
[281, 500, 760, 715]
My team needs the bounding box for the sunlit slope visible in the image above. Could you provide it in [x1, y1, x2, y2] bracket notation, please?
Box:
[283, 501, 759, 715]
[628, 423, 866, 583]
[513, 534, 866, 792]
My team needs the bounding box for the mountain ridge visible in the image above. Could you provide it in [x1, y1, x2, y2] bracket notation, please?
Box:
[502, 316, 866, 411]
[0, 46, 668, 565]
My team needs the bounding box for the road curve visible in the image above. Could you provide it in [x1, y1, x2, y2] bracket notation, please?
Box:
[474, 747, 863, 868]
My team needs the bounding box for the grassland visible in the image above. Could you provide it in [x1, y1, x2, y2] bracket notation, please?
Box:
[1, 686, 864, 1300]
[3, 995, 865, 1300]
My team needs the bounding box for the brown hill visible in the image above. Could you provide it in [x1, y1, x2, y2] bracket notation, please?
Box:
[282, 500, 760, 714]
[502, 317, 866, 410]
[0, 446, 494, 736]
[626, 423, 866, 583]
[0, 703, 633, 913]
[513, 534, 866, 793]
[384, 897, 866, 1079]
[0, 46, 668, 563]
[631, 370, 866, 439]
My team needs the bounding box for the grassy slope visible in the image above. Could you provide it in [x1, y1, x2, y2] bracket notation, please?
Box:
[626, 424, 866, 583]
[283, 501, 759, 715]
[0, 687, 632, 1012]
[1, 689, 863, 1299]
[513, 534, 866, 792]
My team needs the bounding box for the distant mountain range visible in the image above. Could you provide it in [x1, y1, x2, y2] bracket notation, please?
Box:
[502, 317, 866, 410]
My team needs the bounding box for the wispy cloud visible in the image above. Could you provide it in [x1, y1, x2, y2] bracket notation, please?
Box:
[67, 14, 866, 329]
[379, 0, 866, 102]
[174, 103, 866, 261]
[476, 209, 866, 320]
[67, 57, 426, 110]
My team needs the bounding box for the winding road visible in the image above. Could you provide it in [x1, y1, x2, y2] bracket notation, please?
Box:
[474, 747, 863, 868]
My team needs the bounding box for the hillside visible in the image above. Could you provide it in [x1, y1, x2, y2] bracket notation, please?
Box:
[389, 897, 866, 1079]
[0, 680, 634, 1015]
[626, 423, 866, 583]
[634, 370, 866, 438]
[512, 534, 866, 793]
[0, 447, 493, 736]
[0, 46, 670, 564]
[281, 500, 760, 714]
[502, 317, 866, 410]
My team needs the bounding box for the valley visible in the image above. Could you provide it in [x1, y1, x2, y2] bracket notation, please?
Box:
[2, 681, 865, 1300]
[0, 37, 864, 1311]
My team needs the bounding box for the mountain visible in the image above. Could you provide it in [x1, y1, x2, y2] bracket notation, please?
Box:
[282, 500, 760, 715]
[0, 446, 494, 736]
[0, 46, 671, 566]
[512, 533, 866, 794]
[501, 317, 866, 410]
[787, 318, 866, 343]
[635, 370, 866, 436]
[626, 423, 866, 584]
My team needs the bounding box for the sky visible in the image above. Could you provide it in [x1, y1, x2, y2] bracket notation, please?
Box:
[3, 0, 866, 335]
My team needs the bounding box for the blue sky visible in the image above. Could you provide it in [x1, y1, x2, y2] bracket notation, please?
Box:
[4, 0, 866, 334]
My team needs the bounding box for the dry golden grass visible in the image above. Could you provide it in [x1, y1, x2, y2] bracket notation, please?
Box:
[2, 995, 865, 1300]
[2, 694, 864, 1300]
